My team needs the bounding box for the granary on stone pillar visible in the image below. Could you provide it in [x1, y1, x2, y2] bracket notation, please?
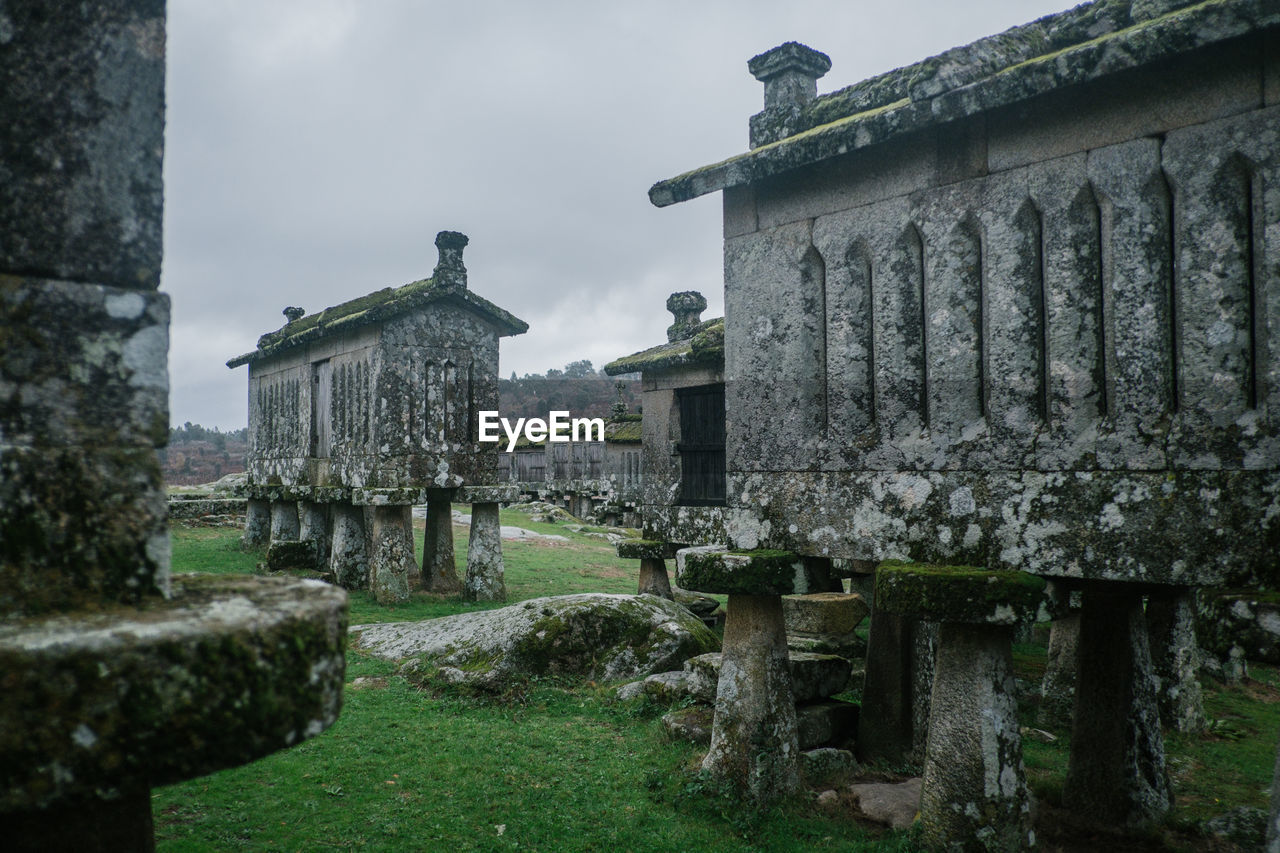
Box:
[628, 0, 1280, 829]
[227, 234, 528, 604]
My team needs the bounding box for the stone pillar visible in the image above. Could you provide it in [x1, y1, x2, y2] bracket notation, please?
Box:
[299, 501, 330, 567]
[617, 539, 673, 599]
[1268, 740, 1280, 852]
[676, 548, 825, 805]
[921, 623, 1032, 851]
[464, 502, 506, 602]
[704, 594, 799, 804]
[422, 492, 460, 594]
[0, 5, 347, 847]
[269, 500, 300, 543]
[243, 499, 271, 548]
[1146, 587, 1206, 733]
[858, 611, 932, 765]
[329, 501, 369, 589]
[1063, 586, 1171, 825]
[1039, 611, 1081, 729]
[874, 561, 1043, 851]
[370, 505, 413, 605]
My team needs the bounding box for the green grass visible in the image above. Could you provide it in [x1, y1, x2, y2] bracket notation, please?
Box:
[162, 511, 1280, 851]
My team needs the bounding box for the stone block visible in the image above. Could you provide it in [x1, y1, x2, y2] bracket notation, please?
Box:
[1199, 591, 1280, 664]
[875, 561, 1046, 625]
[676, 547, 816, 595]
[800, 747, 858, 786]
[683, 653, 722, 703]
[266, 540, 318, 572]
[662, 706, 713, 746]
[787, 632, 866, 661]
[783, 592, 869, 634]
[789, 652, 853, 702]
[0, 3, 164, 289]
[643, 670, 693, 703]
[797, 700, 859, 749]
[456, 484, 519, 504]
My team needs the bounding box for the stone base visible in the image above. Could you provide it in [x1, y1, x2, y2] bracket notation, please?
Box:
[0, 574, 346, 815]
[463, 502, 505, 602]
[638, 557, 674, 599]
[422, 495, 460, 594]
[1039, 612, 1080, 729]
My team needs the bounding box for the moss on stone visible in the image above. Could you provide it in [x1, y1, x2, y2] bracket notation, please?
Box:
[875, 560, 1046, 625]
[603, 318, 724, 376]
[616, 539, 666, 560]
[677, 548, 814, 596]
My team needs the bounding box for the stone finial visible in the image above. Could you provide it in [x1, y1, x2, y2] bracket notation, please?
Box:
[666, 290, 708, 343]
[612, 381, 628, 419]
[433, 230, 469, 289]
[748, 42, 831, 111]
[283, 306, 306, 323]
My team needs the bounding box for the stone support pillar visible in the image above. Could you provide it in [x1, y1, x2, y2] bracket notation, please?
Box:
[875, 561, 1043, 851]
[463, 502, 506, 602]
[617, 540, 673, 599]
[1268, 740, 1280, 852]
[676, 548, 827, 805]
[1039, 611, 1081, 730]
[704, 593, 799, 804]
[1146, 587, 1206, 733]
[329, 501, 369, 589]
[269, 500, 300, 543]
[299, 501, 330, 567]
[1063, 586, 1171, 825]
[370, 505, 413, 605]
[858, 611, 926, 765]
[243, 499, 271, 548]
[422, 492, 460, 594]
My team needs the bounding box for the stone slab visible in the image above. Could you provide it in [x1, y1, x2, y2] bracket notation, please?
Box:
[456, 484, 519, 504]
[616, 539, 667, 560]
[783, 592, 869, 635]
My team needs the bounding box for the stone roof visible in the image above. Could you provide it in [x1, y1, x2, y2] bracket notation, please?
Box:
[649, 0, 1278, 207]
[604, 414, 643, 444]
[603, 318, 725, 376]
[227, 276, 528, 368]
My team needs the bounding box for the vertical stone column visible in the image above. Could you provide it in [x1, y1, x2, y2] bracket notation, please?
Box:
[1268, 740, 1280, 853]
[243, 498, 271, 547]
[1063, 586, 1171, 825]
[677, 549, 824, 805]
[299, 501, 330, 567]
[463, 502, 505, 602]
[329, 501, 369, 589]
[1039, 611, 1081, 729]
[422, 491, 460, 594]
[874, 562, 1043, 851]
[1146, 587, 1206, 733]
[269, 500, 300, 543]
[858, 611, 927, 765]
[369, 504, 413, 605]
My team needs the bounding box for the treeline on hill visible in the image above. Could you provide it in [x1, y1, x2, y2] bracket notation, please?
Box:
[499, 360, 641, 420]
[161, 422, 249, 486]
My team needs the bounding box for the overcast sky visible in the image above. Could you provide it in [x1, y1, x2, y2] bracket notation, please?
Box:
[163, 0, 1073, 430]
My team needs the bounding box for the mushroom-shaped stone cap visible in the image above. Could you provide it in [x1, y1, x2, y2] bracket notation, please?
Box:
[676, 546, 820, 595]
[874, 560, 1047, 625]
[666, 290, 708, 342]
[283, 306, 306, 323]
[783, 592, 869, 635]
[0, 574, 347, 811]
[616, 539, 667, 560]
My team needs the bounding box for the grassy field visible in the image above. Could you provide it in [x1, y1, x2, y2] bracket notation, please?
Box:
[158, 511, 1278, 851]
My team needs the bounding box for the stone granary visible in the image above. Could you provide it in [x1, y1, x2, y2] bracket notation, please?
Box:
[623, 0, 1280, 840]
[228, 235, 528, 604]
[0, 2, 347, 849]
[496, 412, 644, 524]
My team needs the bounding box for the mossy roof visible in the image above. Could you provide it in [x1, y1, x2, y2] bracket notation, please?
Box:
[604, 414, 643, 444]
[227, 277, 529, 368]
[650, 0, 1277, 207]
[603, 318, 724, 376]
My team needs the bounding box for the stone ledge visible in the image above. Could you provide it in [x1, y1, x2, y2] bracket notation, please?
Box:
[675, 546, 817, 595]
[0, 574, 347, 811]
[616, 539, 667, 560]
[875, 560, 1046, 625]
[455, 484, 519, 504]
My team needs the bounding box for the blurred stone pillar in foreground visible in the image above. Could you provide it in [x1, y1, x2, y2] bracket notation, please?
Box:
[0, 3, 347, 849]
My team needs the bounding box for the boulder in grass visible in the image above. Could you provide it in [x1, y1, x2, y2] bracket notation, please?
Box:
[350, 593, 719, 689]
